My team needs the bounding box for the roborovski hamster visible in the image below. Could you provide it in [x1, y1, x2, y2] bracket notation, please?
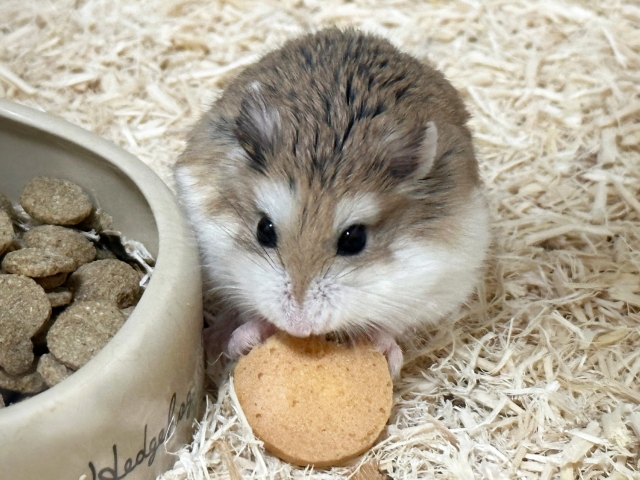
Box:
[174, 28, 490, 378]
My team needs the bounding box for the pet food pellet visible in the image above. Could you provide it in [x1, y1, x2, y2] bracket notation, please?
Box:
[94, 248, 117, 260]
[67, 259, 140, 308]
[37, 354, 72, 387]
[0, 367, 47, 394]
[1, 248, 76, 278]
[31, 319, 53, 349]
[24, 225, 96, 266]
[20, 177, 93, 226]
[0, 210, 12, 256]
[78, 208, 113, 233]
[0, 274, 51, 375]
[35, 272, 69, 290]
[0, 337, 34, 378]
[0, 192, 13, 217]
[0, 178, 152, 402]
[120, 306, 136, 320]
[47, 301, 125, 370]
[46, 288, 73, 308]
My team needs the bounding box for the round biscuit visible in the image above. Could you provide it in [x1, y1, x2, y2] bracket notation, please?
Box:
[234, 333, 393, 468]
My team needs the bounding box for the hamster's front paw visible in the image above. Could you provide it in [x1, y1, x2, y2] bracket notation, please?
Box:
[368, 330, 403, 379]
[227, 318, 277, 358]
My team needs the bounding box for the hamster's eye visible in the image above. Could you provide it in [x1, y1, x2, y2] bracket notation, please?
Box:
[337, 224, 367, 256]
[257, 216, 278, 248]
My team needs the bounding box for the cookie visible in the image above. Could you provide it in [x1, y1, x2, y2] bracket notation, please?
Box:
[233, 333, 393, 468]
[1, 248, 76, 278]
[24, 225, 96, 266]
[0, 210, 13, 256]
[37, 354, 72, 387]
[67, 259, 140, 308]
[47, 301, 125, 370]
[20, 177, 93, 225]
[0, 274, 51, 375]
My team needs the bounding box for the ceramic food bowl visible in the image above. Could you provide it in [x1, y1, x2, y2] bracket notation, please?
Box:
[0, 98, 204, 480]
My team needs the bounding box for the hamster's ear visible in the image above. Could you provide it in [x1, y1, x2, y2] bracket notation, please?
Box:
[415, 121, 438, 180]
[388, 121, 438, 180]
[234, 82, 280, 172]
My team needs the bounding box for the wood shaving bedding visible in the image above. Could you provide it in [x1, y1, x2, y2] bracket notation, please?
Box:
[1, 0, 639, 478]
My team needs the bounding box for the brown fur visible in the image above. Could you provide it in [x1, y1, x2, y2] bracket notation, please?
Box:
[176, 28, 482, 306]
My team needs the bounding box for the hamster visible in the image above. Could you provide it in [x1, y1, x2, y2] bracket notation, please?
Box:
[174, 28, 490, 378]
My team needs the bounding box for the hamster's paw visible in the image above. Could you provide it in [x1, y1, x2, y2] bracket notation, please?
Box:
[227, 318, 276, 359]
[368, 330, 403, 379]
[202, 310, 242, 361]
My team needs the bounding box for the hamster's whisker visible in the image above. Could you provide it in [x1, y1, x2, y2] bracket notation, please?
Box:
[211, 183, 279, 272]
[204, 250, 268, 273]
[326, 262, 356, 281]
[345, 296, 407, 320]
[250, 239, 278, 271]
[342, 284, 420, 313]
[331, 260, 377, 281]
[250, 251, 275, 272]
[343, 313, 399, 338]
[205, 285, 244, 295]
[320, 256, 335, 280]
[274, 247, 286, 270]
[205, 218, 237, 244]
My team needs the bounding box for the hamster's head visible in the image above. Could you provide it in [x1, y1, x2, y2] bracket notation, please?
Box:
[175, 82, 490, 338]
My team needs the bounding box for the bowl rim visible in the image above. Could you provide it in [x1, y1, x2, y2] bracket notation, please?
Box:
[0, 98, 198, 418]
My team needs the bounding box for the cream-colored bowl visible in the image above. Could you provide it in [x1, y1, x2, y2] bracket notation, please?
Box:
[0, 99, 203, 480]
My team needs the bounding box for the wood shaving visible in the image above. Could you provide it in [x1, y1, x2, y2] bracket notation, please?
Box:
[1, 0, 639, 478]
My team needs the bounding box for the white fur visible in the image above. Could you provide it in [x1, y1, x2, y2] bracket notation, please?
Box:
[335, 189, 491, 334]
[228, 187, 490, 342]
[174, 167, 239, 255]
[179, 159, 490, 370]
[174, 166, 242, 289]
[333, 192, 381, 231]
[173, 166, 199, 198]
[232, 248, 290, 319]
[176, 166, 294, 325]
[254, 179, 296, 229]
[270, 188, 491, 337]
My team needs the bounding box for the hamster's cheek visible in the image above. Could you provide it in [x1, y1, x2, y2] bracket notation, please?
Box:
[328, 241, 472, 334]
[330, 196, 490, 333]
[234, 252, 289, 314]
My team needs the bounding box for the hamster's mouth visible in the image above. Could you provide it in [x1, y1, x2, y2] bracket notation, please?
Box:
[279, 323, 314, 338]
[272, 311, 321, 338]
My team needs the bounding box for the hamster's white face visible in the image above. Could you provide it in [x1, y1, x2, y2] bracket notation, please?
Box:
[175, 166, 490, 339]
[174, 29, 493, 373]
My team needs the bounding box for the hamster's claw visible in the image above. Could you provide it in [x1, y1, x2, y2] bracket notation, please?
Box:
[369, 330, 403, 379]
[227, 318, 276, 359]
